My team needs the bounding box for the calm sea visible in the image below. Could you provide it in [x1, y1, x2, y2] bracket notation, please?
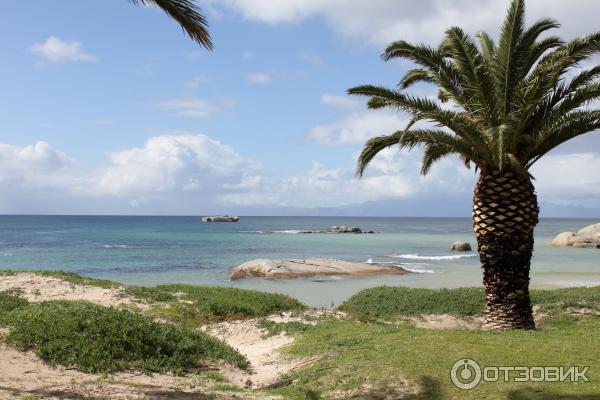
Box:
[0, 216, 598, 307]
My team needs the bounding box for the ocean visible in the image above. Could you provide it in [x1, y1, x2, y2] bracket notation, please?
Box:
[0, 215, 598, 307]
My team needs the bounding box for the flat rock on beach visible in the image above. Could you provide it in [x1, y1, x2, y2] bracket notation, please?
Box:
[229, 258, 409, 280]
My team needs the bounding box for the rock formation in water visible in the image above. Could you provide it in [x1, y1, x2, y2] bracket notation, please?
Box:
[229, 258, 409, 280]
[451, 241, 472, 251]
[551, 223, 600, 248]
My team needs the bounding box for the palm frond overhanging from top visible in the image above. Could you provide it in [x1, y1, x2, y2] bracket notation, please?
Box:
[129, 0, 213, 49]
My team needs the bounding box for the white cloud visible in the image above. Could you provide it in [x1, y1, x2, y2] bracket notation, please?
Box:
[92, 133, 259, 198]
[156, 96, 235, 117]
[308, 110, 408, 145]
[320, 93, 360, 110]
[297, 51, 323, 66]
[532, 153, 600, 209]
[184, 74, 209, 89]
[29, 36, 97, 63]
[217, 0, 599, 46]
[0, 141, 81, 188]
[247, 72, 272, 84]
[223, 148, 474, 208]
[222, 175, 262, 190]
[0, 138, 598, 214]
[247, 70, 287, 84]
[242, 50, 255, 59]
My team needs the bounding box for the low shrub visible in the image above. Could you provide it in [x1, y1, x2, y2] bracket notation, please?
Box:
[5, 300, 248, 374]
[339, 286, 485, 320]
[148, 284, 305, 325]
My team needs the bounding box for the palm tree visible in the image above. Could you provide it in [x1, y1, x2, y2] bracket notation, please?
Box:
[348, 0, 600, 330]
[129, 0, 212, 49]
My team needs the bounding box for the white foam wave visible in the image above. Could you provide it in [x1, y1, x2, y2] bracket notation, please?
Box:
[273, 230, 302, 234]
[404, 267, 435, 274]
[102, 244, 133, 249]
[389, 253, 475, 261]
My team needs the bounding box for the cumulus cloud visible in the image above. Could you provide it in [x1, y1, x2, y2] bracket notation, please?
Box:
[92, 134, 260, 197]
[216, 0, 598, 46]
[156, 96, 235, 117]
[0, 138, 597, 215]
[0, 141, 82, 188]
[0, 134, 260, 212]
[297, 51, 323, 66]
[532, 153, 600, 209]
[308, 110, 408, 145]
[320, 94, 360, 110]
[29, 36, 97, 63]
[184, 74, 209, 90]
[222, 148, 475, 208]
[247, 70, 286, 84]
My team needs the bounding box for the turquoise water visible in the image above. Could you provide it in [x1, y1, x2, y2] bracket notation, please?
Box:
[0, 216, 598, 307]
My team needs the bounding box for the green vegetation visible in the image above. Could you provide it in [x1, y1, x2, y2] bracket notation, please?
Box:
[0, 290, 29, 324]
[145, 284, 305, 326]
[257, 319, 312, 337]
[2, 300, 248, 374]
[339, 286, 600, 321]
[269, 285, 600, 399]
[1, 271, 598, 399]
[339, 286, 485, 320]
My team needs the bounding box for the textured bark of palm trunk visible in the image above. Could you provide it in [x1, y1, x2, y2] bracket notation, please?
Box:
[473, 170, 539, 330]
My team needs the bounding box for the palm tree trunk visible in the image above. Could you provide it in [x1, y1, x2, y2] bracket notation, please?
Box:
[473, 169, 539, 330]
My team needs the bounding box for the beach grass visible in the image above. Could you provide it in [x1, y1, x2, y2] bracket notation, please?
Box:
[270, 314, 599, 399]
[0, 298, 249, 374]
[339, 285, 600, 320]
[140, 284, 306, 326]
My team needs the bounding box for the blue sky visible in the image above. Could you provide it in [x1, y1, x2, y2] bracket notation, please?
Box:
[1, 0, 599, 216]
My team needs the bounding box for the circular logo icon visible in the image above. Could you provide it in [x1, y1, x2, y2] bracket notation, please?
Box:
[450, 358, 482, 389]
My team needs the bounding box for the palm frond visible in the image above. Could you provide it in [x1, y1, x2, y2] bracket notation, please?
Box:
[352, 0, 599, 178]
[129, 0, 212, 49]
[495, 0, 526, 114]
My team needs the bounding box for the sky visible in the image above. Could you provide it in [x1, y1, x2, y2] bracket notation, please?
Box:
[0, 0, 599, 216]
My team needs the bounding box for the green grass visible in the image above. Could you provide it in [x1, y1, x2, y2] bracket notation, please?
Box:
[339, 286, 600, 321]
[145, 284, 305, 326]
[339, 286, 486, 320]
[257, 319, 312, 337]
[3, 300, 249, 374]
[1, 270, 306, 327]
[271, 314, 599, 399]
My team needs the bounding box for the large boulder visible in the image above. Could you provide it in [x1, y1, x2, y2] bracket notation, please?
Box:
[229, 258, 409, 280]
[551, 223, 600, 248]
[451, 241, 472, 251]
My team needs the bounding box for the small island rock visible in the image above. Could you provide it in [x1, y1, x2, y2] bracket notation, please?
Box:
[451, 241, 472, 251]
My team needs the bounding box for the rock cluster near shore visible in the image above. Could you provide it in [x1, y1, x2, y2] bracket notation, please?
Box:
[295, 226, 375, 234]
[551, 223, 600, 248]
[229, 258, 409, 280]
